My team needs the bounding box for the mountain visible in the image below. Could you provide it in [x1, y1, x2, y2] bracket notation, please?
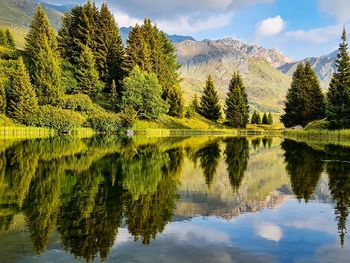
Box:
[278, 50, 337, 88]
[176, 38, 293, 113]
[120, 26, 195, 45]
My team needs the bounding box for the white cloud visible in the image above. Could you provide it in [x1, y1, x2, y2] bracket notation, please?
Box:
[285, 24, 343, 43]
[319, 0, 350, 23]
[254, 222, 283, 242]
[255, 16, 286, 39]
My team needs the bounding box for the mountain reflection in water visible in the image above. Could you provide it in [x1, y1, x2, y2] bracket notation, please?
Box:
[0, 136, 349, 263]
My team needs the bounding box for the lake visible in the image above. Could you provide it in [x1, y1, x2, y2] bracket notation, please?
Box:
[0, 136, 349, 263]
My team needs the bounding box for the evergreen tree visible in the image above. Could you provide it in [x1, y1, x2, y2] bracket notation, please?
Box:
[327, 28, 350, 129]
[58, 1, 99, 65]
[225, 72, 249, 127]
[110, 80, 118, 112]
[0, 29, 7, 46]
[200, 76, 221, 121]
[262, 112, 268, 124]
[267, 112, 273, 125]
[5, 29, 15, 48]
[304, 61, 326, 121]
[25, 5, 62, 105]
[76, 44, 102, 97]
[123, 24, 151, 73]
[251, 111, 257, 124]
[95, 3, 124, 86]
[7, 58, 38, 124]
[166, 85, 184, 118]
[256, 112, 262, 125]
[281, 63, 306, 127]
[191, 94, 200, 113]
[0, 77, 6, 113]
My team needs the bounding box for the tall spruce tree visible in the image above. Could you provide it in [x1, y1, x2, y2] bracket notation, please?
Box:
[191, 94, 200, 113]
[95, 3, 124, 86]
[262, 113, 268, 124]
[5, 29, 15, 48]
[281, 63, 307, 127]
[58, 1, 99, 65]
[7, 58, 38, 124]
[200, 76, 221, 121]
[76, 44, 102, 97]
[225, 72, 249, 128]
[25, 5, 62, 105]
[166, 85, 184, 118]
[304, 61, 326, 122]
[327, 28, 350, 129]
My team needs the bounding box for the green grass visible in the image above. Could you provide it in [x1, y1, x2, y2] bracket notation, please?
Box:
[0, 126, 54, 139]
[284, 129, 350, 140]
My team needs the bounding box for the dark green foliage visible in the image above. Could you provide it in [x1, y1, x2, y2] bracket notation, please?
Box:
[193, 141, 221, 188]
[191, 94, 200, 113]
[224, 137, 249, 192]
[281, 63, 307, 127]
[327, 28, 350, 129]
[121, 66, 169, 120]
[166, 85, 184, 118]
[119, 106, 137, 128]
[88, 110, 120, 132]
[251, 111, 261, 124]
[110, 80, 119, 112]
[267, 112, 273, 124]
[281, 61, 326, 127]
[61, 62, 78, 94]
[57, 94, 94, 112]
[58, 1, 99, 65]
[0, 28, 15, 48]
[76, 44, 103, 97]
[123, 19, 182, 116]
[5, 29, 15, 48]
[0, 77, 5, 113]
[95, 3, 124, 86]
[31, 105, 85, 132]
[304, 62, 326, 121]
[225, 72, 249, 127]
[282, 140, 324, 202]
[262, 112, 268, 124]
[7, 58, 38, 124]
[200, 76, 221, 121]
[25, 5, 62, 105]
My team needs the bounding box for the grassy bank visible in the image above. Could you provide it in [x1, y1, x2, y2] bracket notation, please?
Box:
[284, 129, 350, 140]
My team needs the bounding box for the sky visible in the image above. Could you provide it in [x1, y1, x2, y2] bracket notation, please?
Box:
[46, 0, 350, 60]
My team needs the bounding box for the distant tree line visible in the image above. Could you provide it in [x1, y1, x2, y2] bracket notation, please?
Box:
[281, 28, 350, 129]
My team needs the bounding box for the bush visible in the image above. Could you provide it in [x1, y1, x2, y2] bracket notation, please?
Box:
[304, 119, 329, 130]
[88, 110, 120, 133]
[57, 94, 94, 112]
[119, 106, 137, 128]
[31, 105, 85, 132]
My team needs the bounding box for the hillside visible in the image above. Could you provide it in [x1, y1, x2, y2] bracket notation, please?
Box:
[278, 50, 337, 89]
[176, 38, 292, 113]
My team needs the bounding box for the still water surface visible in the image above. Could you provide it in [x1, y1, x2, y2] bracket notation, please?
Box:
[0, 136, 349, 262]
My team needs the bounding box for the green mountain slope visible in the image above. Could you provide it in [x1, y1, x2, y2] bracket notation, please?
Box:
[0, 0, 64, 47]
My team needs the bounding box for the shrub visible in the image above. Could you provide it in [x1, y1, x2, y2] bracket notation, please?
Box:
[57, 94, 94, 112]
[304, 119, 329, 130]
[31, 105, 85, 132]
[119, 106, 137, 128]
[88, 109, 120, 133]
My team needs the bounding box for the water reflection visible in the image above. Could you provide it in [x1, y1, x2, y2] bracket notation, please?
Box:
[0, 136, 349, 262]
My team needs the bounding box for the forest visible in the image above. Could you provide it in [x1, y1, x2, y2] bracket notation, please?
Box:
[0, 1, 350, 133]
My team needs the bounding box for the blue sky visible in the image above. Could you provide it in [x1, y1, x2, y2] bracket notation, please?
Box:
[48, 0, 350, 60]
